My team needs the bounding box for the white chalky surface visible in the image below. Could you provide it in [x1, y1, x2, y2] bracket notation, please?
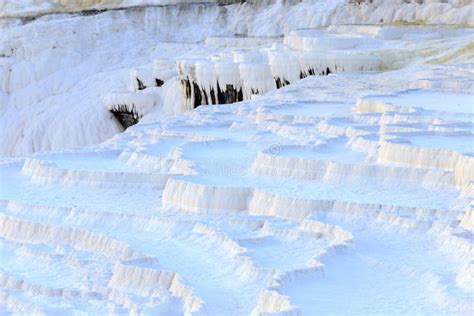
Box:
[0, 0, 473, 315]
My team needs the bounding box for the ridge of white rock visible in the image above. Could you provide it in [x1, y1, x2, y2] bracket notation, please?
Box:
[108, 262, 205, 314]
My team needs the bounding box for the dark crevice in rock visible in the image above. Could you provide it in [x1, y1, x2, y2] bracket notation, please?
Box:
[224, 84, 243, 103]
[137, 78, 146, 90]
[155, 78, 164, 87]
[209, 87, 217, 105]
[216, 81, 243, 104]
[251, 88, 259, 95]
[217, 0, 246, 5]
[20, 16, 37, 24]
[216, 82, 226, 104]
[202, 90, 209, 105]
[193, 82, 203, 108]
[182, 79, 192, 99]
[275, 77, 290, 89]
[109, 104, 141, 129]
[300, 67, 333, 79]
[81, 9, 108, 16]
[181, 79, 243, 109]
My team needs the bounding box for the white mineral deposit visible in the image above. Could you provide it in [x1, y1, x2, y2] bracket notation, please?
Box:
[0, 0, 473, 315]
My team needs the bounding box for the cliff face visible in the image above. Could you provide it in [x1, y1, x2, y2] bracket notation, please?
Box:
[1, 0, 472, 27]
[224, 0, 473, 37]
[0, 0, 216, 18]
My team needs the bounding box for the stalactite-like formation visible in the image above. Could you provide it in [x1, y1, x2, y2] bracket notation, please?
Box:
[109, 104, 141, 129]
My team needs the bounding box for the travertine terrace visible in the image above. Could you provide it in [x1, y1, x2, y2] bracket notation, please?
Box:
[0, 0, 473, 314]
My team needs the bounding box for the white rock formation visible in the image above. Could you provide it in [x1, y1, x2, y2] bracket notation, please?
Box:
[0, 0, 473, 315]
